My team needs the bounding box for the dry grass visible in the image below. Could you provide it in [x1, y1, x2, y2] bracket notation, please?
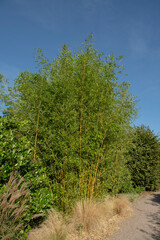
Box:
[27, 209, 67, 240]
[0, 172, 29, 240]
[70, 199, 104, 232]
[114, 195, 132, 217]
[101, 196, 114, 220]
[67, 197, 115, 240]
[70, 196, 115, 232]
[27, 195, 133, 240]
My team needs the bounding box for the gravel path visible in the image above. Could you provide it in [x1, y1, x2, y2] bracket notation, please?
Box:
[110, 191, 160, 240]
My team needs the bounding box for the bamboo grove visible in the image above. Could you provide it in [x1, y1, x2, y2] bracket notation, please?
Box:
[0, 36, 151, 215]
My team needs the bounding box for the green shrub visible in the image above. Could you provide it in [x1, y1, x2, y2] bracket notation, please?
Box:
[0, 116, 33, 186]
[127, 125, 160, 191]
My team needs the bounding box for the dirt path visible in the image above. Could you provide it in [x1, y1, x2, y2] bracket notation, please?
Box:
[110, 191, 160, 240]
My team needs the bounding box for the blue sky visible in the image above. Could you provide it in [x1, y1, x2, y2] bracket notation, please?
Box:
[0, 0, 160, 134]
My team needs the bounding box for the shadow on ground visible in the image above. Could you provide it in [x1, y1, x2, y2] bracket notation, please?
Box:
[151, 192, 160, 204]
[139, 192, 160, 240]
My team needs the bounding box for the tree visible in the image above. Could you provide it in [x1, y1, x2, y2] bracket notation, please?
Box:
[127, 125, 160, 191]
[0, 35, 137, 211]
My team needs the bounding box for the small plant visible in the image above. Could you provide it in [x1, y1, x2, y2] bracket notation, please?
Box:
[0, 172, 30, 240]
[71, 199, 106, 233]
[114, 195, 132, 217]
[27, 209, 67, 240]
[125, 192, 140, 202]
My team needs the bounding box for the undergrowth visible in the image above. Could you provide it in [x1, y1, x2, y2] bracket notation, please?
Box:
[27, 195, 132, 240]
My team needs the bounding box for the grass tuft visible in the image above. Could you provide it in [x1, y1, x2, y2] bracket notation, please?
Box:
[71, 199, 103, 233]
[27, 209, 67, 240]
[114, 195, 132, 217]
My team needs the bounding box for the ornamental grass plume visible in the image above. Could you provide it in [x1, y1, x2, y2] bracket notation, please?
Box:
[0, 172, 29, 240]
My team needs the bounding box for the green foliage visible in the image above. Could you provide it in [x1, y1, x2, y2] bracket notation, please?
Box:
[127, 125, 160, 191]
[0, 116, 55, 231]
[0, 35, 137, 216]
[0, 116, 33, 185]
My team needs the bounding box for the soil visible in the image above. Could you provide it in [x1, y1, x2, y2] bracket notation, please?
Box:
[110, 191, 160, 240]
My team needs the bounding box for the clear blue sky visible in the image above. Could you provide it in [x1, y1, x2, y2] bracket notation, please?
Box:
[0, 0, 160, 134]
